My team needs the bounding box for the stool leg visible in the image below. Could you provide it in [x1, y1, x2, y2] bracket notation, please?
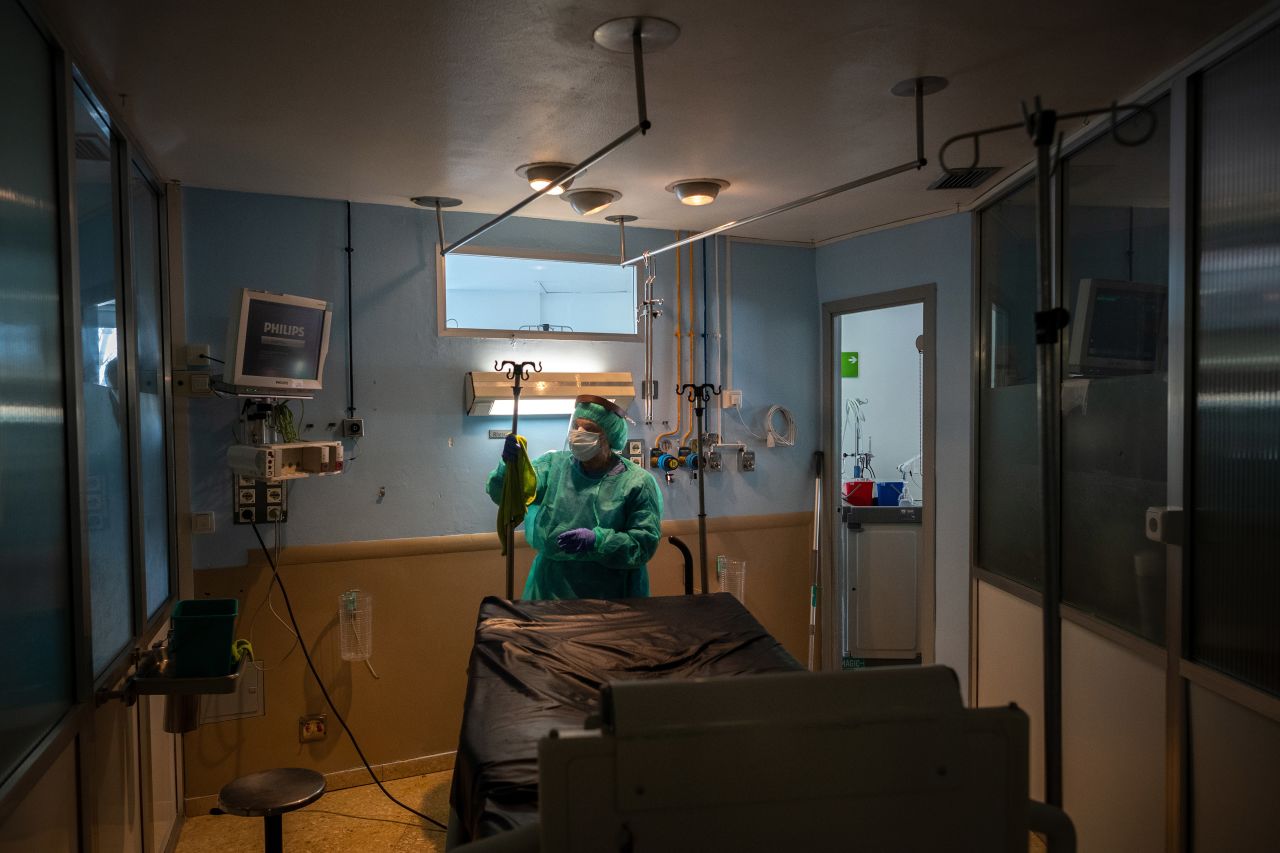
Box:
[264, 814, 283, 853]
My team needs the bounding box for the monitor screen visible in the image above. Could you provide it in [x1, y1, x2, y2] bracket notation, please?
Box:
[224, 289, 331, 392]
[1084, 284, 1163, 363]
[242, 297, 327, 381]
[1069, 279, 1166, 376]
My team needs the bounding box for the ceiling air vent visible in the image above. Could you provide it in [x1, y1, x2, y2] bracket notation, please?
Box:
[74, 134, 110, 162]
[927, 166, 1001, 190]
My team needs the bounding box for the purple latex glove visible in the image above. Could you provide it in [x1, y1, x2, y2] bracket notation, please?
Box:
[556, 527, 596, 554]
[502, 433, 520, 464]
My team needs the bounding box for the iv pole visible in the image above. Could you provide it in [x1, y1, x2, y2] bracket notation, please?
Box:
[679, 382, 722, 593]
[496, 359, 542, 598]
[939, 97, 1157, 808]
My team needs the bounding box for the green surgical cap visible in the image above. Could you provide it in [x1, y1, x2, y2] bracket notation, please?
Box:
[573, 401, 628, 451]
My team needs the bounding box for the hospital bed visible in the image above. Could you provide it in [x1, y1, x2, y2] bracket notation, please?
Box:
[446, 594, 802, 845]
[447, 596, 1073, 852]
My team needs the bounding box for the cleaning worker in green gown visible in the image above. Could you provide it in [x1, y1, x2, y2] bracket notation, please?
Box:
[486, 395, 663, 600]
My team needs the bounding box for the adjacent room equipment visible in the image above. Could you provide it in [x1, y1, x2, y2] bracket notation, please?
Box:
[1067, 278, 1167, 377]
[221, 288, 333, 396]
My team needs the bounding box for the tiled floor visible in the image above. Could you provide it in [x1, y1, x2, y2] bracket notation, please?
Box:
[175, 770, 452, 852]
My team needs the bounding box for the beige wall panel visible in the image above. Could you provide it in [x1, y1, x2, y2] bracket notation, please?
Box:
[183, 514, 810, 802]
[976, 580, 1044, 801]
[1190, 683, 1280, 850]
[0, 737, 79, 853]
[83, 699, 144, 853]
[1061, 620, 1164, 853]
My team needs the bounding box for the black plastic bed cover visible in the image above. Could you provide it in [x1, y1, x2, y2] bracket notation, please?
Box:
[448, 594, 803, 842]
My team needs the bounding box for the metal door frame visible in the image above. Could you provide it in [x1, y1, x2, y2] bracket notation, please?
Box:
[820, 284, 937, 671]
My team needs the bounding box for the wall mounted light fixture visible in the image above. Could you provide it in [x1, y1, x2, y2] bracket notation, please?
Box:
[516, 162, 578, 196]
[562, 188, 621, 216]
[665, 178, 730, 206]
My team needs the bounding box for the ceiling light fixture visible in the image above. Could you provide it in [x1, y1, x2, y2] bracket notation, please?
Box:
[665, 178, 730, 206]
[563, 188, 621, 216]
[516, 162, 578, 196]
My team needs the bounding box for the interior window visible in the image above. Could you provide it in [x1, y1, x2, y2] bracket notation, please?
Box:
[443, 251, 637, 337]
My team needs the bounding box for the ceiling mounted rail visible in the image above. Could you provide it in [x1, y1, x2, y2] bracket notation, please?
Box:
[439, 16, 679, 257]
[621, 76, 946, 267]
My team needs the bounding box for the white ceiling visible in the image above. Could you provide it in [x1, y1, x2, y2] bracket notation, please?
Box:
[44, 0, 1263, 243]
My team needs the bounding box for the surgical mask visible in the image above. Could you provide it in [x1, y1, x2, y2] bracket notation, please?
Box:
[568, 428, 604, 461]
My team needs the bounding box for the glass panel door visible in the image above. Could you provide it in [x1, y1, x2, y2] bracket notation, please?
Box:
[74, 84, 135, 674]
[0, 0, 74, 785]
[1060, 98, 1171, 643]
[1192, 27, 1280, 696]
[129, 165, 170, 619]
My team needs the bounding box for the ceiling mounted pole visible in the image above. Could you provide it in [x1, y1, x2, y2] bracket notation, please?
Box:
[438, 16, 677, 257]
[633, 26, 649, 131]
[409, 195, 462, 252]
[621, 75, 945, 268]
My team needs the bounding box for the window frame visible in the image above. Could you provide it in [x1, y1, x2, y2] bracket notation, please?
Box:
[436, 244, 643, 342]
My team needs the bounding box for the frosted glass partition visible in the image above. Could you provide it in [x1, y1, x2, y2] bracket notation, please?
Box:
[444, 251, 637, 335]
[1060, 98, 1170, 644]
[0, 1, 73, 785]
[1193, 27, 1280, 696]
[130, 165, 170, 618]
[75, 85, 135, 673]
[976, 182, 1041, 588]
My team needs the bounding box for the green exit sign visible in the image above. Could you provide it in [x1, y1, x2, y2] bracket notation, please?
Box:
[841, 351, 860, 378]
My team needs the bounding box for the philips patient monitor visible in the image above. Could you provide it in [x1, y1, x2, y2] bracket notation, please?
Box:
[223, 289, 332, 395]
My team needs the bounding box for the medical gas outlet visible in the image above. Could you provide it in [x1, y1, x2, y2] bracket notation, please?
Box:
[228, 441, 345, 481]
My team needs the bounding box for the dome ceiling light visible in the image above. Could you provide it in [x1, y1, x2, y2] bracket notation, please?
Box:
[562, 188, 621, 216]
[665, 178, 730, 206]
[516, 162, 578, 196]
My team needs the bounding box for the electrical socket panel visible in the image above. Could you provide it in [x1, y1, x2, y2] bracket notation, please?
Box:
[739, 449, 756, 472]
[721, 389, 742, 408]
[299, 714, 327, 743]
[340, 418, 365, 438]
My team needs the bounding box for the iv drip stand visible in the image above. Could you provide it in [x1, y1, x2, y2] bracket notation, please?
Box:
[680, 382, 722, 593]
[939, 97, 1157, 808]
[496, 359, 542, 598]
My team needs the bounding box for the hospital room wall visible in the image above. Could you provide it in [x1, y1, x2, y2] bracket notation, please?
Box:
[182, 189, 819, 571]
[815, 213, 973, 698]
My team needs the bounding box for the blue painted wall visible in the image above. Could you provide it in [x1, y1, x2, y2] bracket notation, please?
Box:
[183, 189, 819, 569]
[816, 213, 974, 696]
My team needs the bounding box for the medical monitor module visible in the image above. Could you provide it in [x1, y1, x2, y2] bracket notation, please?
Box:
[1068, 278, 1166, 377]
[224, 289, 332, 394]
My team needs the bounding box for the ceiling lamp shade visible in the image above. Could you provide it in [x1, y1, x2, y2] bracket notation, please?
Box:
[562, 188, 621, 216]
[516, 162, 577, 196]
[665, 178, 730, 206]
[464, 371, 635, 416]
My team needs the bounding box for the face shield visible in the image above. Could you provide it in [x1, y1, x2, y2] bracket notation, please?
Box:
[564, 395, 633, 456]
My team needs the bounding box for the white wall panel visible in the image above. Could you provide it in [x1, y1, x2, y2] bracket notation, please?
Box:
[976, 579, 1044, 801]
[1062, 619, 1164, 853]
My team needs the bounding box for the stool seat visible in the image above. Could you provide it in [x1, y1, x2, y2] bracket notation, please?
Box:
[219, 767, 326, 818]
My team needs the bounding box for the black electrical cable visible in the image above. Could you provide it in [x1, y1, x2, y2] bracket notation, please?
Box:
[199, 353, 226, 364]
[345, 200, 356, 418]
[249, 523, 447, 832]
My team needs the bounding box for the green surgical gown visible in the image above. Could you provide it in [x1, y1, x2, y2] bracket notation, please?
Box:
[486, 451, 663, 600]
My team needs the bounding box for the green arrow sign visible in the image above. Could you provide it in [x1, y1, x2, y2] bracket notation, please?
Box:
[841, 351, 859, 378]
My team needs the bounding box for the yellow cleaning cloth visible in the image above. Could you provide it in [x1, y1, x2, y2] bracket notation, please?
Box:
[498, 435, 537, 556]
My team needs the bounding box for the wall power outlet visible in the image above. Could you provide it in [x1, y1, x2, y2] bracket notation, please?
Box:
[299, 714, 327, 743]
